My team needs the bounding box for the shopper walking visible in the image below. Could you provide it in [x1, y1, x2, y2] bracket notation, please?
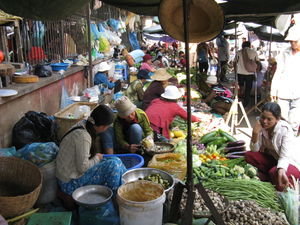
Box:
[235, 41, 259, 107]
[271, 25, 300, 135]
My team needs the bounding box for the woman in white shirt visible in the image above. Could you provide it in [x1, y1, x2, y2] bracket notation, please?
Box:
[245, 102, 300, 191]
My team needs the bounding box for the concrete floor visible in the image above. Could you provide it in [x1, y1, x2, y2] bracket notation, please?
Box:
[221, 72, 262, 149]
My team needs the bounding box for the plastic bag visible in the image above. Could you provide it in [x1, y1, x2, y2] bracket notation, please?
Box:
[278, 188, 299, 225]
[91, 23, 101, 40]
[12, 111, 58, 149]
[15, 142, 59, 167]
[78, 201, 120, 225]
[99, 36, 111, 53]
[60, 85, 73, 109]
[148, 153, 187, 180]
[128, 32, 140, 50]
[0, 147, 16, 157]
[34, 64, 52, 77]
[74, 105, 91, 119]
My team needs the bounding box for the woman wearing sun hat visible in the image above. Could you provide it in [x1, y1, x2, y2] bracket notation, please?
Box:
[146, 85, 200, 140]
[142, 68, 172, 110]
[140, 54, 156, 73]
[201, 75, 232, 115]
[114, 96, 153, 153]
[94, 61, 116, 88]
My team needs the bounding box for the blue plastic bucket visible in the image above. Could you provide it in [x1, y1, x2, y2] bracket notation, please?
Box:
[103, 154, 144, 170]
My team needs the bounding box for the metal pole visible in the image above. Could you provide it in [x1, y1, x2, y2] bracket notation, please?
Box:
[60, 20, 65, 60]
[180, 0, 193, 224]
[86, 3, 93, 87]
[183, 0, 193, 192]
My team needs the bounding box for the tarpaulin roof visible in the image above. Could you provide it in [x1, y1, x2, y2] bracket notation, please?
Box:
[1, 0, 300, 24]
[102, 0, 300, 26]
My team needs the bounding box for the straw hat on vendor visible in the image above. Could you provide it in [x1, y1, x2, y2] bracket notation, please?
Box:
[142, 68, 173, 110]
[151, 68, 172, 81]
[113, 96, 153, 153]
[94, 61, 116, 87]
[145, 85, 200, 140]
[98, 61, 111, 72]
[161, 85, 183, 100]
[159, 0, 224, 43]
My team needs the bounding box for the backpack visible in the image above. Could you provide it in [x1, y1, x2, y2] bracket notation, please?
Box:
[241, 48, 261, 73]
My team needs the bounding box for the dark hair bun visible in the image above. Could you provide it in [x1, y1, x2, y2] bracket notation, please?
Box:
[91, 105, 114, 126]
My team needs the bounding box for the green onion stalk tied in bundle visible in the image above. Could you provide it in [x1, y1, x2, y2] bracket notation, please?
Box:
[203, 178, 282, 211]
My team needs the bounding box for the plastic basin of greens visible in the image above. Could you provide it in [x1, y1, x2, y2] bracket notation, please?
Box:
[121, 168, 175, 193]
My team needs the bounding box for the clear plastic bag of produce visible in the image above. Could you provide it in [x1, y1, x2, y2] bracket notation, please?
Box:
[0, 147, 16, 157]
[148, 153, 187, 180]
[278, 187, 299, 225]
[15, 142, 59, 167]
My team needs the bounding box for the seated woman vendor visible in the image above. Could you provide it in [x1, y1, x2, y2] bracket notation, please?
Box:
[56, 105, 127, 195]
[140, 54, 156, 73]
[201, 75, 232, 115]
[114, 96, 153, 153]
[94, 61, 117, 89]
[245, 102, 300, 191]
[125, 69, 150, 108]
[146, 85, 200, 141]
[142, 68, 172, 110]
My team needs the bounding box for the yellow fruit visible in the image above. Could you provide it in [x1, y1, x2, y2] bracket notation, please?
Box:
[173, 130, 185, 138]
[170, 131, 175, 138]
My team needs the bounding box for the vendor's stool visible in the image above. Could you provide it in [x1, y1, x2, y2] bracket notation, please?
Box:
[56, 188, 77, 211]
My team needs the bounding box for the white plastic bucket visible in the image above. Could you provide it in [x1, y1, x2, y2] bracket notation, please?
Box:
[117, 180, 166, 225]
[36, 160, 57, 204]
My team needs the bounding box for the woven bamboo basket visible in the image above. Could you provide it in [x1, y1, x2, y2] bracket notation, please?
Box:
[54, 102, 98, 140]
[0, 157, 42, 219]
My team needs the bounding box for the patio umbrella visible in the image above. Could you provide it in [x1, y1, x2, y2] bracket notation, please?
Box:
[159, 35, 175, 43]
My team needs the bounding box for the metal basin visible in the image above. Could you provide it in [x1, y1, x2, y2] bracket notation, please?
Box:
[145, 142, 175, 156]
[122, 168, 175, 193]
[72, 185, 113, 208]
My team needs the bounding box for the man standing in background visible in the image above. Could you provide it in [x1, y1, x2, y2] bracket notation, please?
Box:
[271, 25, 300, 135]
[216, 34, 230, 82]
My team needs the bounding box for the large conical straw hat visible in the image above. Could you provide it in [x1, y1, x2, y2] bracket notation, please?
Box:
[159, 0, 224, 43]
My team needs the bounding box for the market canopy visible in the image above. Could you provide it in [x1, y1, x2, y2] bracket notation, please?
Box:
[1, 0, 300, 22]
[101, 0, 300, 26]
[0, 0, 91, 20]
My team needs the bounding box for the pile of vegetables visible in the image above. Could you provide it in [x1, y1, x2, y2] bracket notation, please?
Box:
[178, 188, 226, 216]
[193, 158, 258, 182]
[200, 129, 237, 150]
[140, 173, 170, 190]
[203, 178, 282, 211]
[223, 200, 288, 225]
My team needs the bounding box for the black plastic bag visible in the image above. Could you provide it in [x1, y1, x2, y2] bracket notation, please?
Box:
[12, 111, 58, 149]
[34, 64, 52, 77]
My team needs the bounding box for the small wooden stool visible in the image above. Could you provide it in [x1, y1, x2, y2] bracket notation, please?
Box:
[56, 188, 77, 211]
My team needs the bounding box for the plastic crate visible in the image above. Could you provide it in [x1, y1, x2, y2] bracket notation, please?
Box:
[54, 102, 98, 140]
[103, 154, 144, 170]
[27, 212, 72, 225]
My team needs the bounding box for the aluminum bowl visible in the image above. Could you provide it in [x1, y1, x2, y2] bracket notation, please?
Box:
[122, 168, 175, 193]
[72, 185, 113, 208]
[144, 142, 175, 156]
